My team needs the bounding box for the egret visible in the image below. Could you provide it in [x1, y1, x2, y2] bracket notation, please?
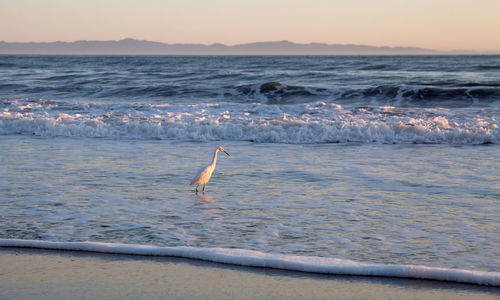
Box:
[190, 146, 230, 192]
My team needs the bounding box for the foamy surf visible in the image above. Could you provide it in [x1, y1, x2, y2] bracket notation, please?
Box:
[1, 99, 499, 144]
[1, 239, 498, 286]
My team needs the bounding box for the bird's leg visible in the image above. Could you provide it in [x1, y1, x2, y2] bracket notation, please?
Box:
[202, 184, 206, 192]
[195, 185, 199, 193]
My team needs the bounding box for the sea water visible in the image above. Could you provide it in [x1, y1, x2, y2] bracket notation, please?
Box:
[1, 55, 499, 284]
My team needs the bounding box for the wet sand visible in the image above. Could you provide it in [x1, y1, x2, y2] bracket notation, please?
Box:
[0, 247, 498, 300]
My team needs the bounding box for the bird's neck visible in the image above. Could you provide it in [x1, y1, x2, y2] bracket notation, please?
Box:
[210, 149, 219, 167]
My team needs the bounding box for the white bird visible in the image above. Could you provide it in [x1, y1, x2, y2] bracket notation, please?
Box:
[190, 146, 230, 192]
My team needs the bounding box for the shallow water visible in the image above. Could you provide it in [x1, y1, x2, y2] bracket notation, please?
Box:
[1, 136, 498, 272]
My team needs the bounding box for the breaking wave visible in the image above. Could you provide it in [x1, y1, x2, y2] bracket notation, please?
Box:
[239, 82, 500, 106]
[1, 98, 499, 144]
[2, 80, 500, 107]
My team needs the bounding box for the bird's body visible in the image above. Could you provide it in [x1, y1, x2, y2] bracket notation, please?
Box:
[190, 146, 230, 192]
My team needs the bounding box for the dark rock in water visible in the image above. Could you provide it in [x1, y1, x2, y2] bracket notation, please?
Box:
[260, 82, 304, 94]
[260, 82, 285, 93]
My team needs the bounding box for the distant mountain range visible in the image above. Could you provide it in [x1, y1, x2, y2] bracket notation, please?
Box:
[0, 38, 495, 55]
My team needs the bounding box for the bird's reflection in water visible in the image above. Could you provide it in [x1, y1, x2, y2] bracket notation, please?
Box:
[195, 192, 214, 204]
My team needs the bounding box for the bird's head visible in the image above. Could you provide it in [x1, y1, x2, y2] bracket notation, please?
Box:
[217, 146, 230, 156]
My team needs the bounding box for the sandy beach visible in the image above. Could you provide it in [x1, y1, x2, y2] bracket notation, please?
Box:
[0, 247, 498, 300]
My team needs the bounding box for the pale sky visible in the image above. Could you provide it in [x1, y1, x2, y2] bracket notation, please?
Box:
[1, 0, 499, 51]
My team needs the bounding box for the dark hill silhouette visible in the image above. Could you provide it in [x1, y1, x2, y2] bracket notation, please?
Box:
[0, 38, 485, 55]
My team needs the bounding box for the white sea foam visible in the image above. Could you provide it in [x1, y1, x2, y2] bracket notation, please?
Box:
[1, 99, 499, 144]
[0, 239, 499, 286]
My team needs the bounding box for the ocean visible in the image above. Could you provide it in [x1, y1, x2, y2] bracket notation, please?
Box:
[1, 55, 499, 285]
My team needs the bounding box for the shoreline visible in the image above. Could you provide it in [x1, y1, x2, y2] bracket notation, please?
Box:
[1, 247, 498, 300]
[1, 239, 499, 286]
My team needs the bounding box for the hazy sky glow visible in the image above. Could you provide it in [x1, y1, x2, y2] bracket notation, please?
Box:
[1, 0, 499, 51]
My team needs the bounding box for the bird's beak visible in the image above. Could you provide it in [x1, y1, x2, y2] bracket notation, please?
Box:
[224, 150, 230, 156]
